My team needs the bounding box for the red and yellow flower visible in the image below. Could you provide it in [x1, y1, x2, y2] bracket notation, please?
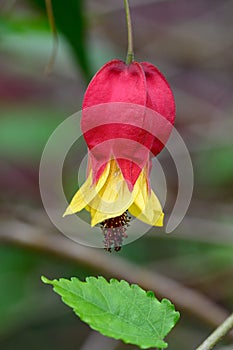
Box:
[64, 59, 175, 250]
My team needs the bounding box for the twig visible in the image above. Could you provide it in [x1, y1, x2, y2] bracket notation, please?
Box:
[0, 219, 233, 340]
[196, 313, 233, 350]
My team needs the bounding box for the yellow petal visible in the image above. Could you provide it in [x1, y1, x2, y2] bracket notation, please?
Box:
[129, 190, 164, 226]
[89, 160, 139, 226]
[63, 161, 110, 217]
[128, 170, 164, 226]
[64, 157, 163, 228]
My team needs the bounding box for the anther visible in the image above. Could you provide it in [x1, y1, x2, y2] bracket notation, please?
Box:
[100, 211, 130, 252]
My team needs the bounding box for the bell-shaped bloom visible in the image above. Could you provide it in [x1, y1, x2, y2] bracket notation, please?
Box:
[64, 59, 175, 250]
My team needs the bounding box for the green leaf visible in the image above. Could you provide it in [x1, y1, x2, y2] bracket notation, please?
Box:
[42, 276, 180, 349]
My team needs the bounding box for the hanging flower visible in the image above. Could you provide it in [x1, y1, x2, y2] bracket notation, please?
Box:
[64, 59, 175, 251]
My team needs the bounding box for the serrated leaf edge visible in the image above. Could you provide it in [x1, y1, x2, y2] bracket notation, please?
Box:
[41, 276, 180, 349]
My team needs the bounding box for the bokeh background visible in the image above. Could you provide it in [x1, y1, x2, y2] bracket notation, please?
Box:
[0, 0, 233, 349]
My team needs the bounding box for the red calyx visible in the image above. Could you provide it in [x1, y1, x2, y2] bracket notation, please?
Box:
[81, 59, 175, 188]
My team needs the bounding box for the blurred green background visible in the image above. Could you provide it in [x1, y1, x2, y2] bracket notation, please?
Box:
[0, 0, 233, 349]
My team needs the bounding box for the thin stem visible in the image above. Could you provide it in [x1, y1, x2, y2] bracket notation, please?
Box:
[124, 0, 134, 64]
[45, 0, 59, 74]
[196, 312, 233, 350]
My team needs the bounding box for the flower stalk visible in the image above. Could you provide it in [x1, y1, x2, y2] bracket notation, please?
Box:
[124, 0, 134, 64]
